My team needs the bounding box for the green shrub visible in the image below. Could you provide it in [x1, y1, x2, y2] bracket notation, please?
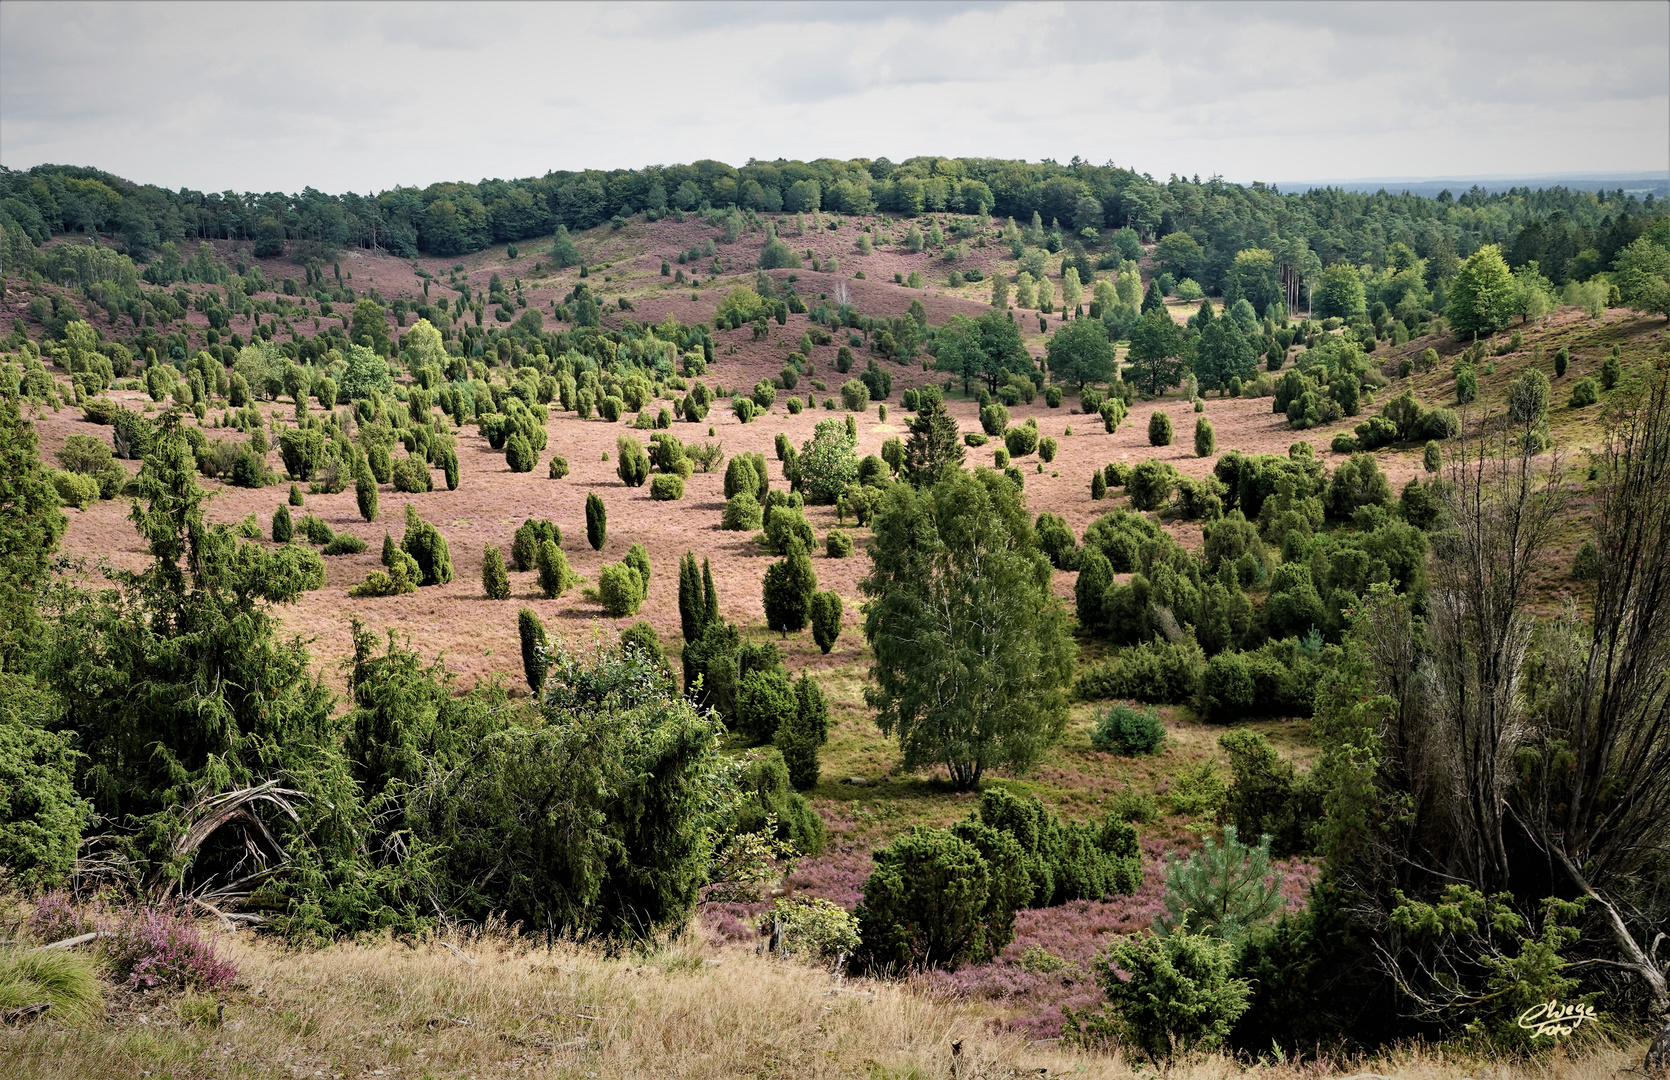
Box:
[1069, 930, 1250, 1063]
[1076, 639, 1205, 704]
[1035, 512, 1077, 569]
[851, 825, 1025, 974]
[775, 675, 828, 790]
[810, 589, 843, 653]
[511, 518, 559, 571]
[1109, 789, 1158, 824]
[354, 461, 378, 521]
[322, 533, 366, 555]
[1045, 385, 1063, 408]
[536, 540, 576, 599]
[762, 505, 815, 555]
[0, 700, 89, 890]
[390, 455, 432, 492]
[1148, 411, 1173, 446]
[762, 539, 817, 636]
[797, 419, 859, 504]
[1090, 704, 1166, 755]
[548, 455, 569, 479]
[1423, 440, 1442, 473]
[705, 481, 760, 528]
[824, 529, 853, 558]
[733, 750, 825, 856]
[1219, 731, 1313, 856]
[518, 607, 547, 693]
[1003, 424, 1038, 457]
[596, 561, 645, 616]
[505, 432, 536, 472]
[1168, 760, 1228, 817]
[1091, 469, 1107, 500]
[1127, 459, 1179, 511]
[271, 502, 293, 543]
[49, 469, 99, 510]
[481, 544, 510, 599]
[1194, 416, 1215, 457]
[737, 669, 796, 745]
[1569, 375, 1600, 407]
[974, 788, 1142, 908]
[761, 897, 859, 961]
[1601, 351, 1620, 389]
[400, 503, 453, 586]
[586, 493, 606, 550]
[979, 401, 1008, 436]
[616, 436, 649, 487]
[1571, 540, 1601, 580]
[650, 473, 685, 501]
[840, 379, 870, 412]
[299, 513, 334, 545]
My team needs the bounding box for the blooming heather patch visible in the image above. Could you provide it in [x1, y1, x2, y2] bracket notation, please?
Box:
[25, 889, 87, 943]
[99, 907, 238, 992]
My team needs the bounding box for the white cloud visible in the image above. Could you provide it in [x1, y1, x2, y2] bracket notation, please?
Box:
[2, 0, 1663, 193]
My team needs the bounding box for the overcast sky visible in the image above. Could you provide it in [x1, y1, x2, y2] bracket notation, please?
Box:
[3, 1, 1666, 195]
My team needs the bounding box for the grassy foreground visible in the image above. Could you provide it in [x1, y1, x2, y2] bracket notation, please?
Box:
[1, 928, 1647, 1080]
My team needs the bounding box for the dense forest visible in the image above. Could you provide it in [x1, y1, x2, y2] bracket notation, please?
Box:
[2, 156, 1661, 295]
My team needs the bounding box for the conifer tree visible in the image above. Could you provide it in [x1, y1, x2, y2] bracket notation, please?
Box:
[811, 589, 843, 653]
[518, 607, 547, 695]
[354, 454, 378, 522]
[482, 544, 509, 600]
[586, 492, 606, 550]
[763, 537, 817, 636]
[702, 556, 718, 625]
[678, 551, 704, 642]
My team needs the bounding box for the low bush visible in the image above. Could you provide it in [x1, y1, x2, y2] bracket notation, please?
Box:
[1090, 704, 1166, 755]
[322, 533, 366, 555]
[649, 473, 685, 501]
[1076, 639, 1205, 704]
[1069, 929, 1250, 1063]
[596, 561, 646, 616]
[722, 491, 764, 530]
[548, 455, 569, 479]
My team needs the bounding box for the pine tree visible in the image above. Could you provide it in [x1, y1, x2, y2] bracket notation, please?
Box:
[586, 492, 606, 550]
[272, 502, 293, 543]
[518, 607, 547, 695]
[482, 544, 509, 600]
[1153, 825, 1282, 942]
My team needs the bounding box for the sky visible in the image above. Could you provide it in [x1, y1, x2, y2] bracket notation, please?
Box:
[2, 1, 1666, 195]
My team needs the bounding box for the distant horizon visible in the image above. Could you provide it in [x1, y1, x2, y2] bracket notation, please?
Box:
[4, 157, 1666, 203]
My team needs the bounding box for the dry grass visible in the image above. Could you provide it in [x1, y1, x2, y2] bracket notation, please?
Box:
[0, 926, 1646, 1079]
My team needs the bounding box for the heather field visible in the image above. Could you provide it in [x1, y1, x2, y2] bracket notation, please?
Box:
[6, 196, 1669, 1076]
